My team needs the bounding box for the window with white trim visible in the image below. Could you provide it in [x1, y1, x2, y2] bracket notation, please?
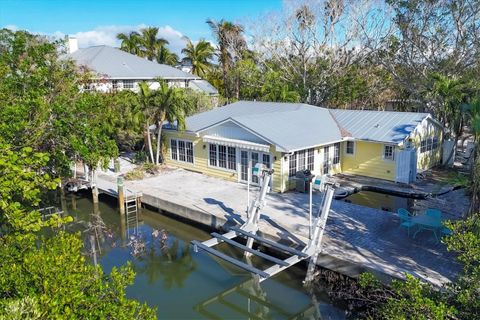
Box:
[297, 150, 306, 171]
[384, 144, 395, 160]
[288, 148, 315, 177]
[171, 139, 177, 160]
[307, 149, 314, 170]
[227, 147, 236, 170]
[209, 143, 236, 170]
[123, 80, 134, 89]
[420, 137, 439, 153]
[178, 141, 186, 161]
[170, 139, 193, 163]
[219, 145, 227, 168]
[323, 146, 330, 174]
[262, 154, 271, 168]
[289, 153, 297, 177]
[333, 143, 340, 164]
[346, 141, 355, 154]
[209, 144, 217, 166]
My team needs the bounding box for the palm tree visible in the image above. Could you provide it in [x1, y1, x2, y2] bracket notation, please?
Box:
[429, 74, 467, 165]
[137, 82, 156, 163]
[138, 81, 190, 164]
[464, 98, 480, 213]
[151, 81, 190, 164]
[157, 46, 179, 66]
[181, 38, 215, 77]
[139, 27, 169, 61]
[116, 31, 141, 55]
[206, 19, 246, 98]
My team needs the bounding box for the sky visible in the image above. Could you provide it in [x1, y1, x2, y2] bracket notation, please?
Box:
[0, 0, 282, 53]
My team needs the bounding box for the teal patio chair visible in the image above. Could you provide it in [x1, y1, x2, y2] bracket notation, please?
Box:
[425, 209, 442, 219]
[441, 227, 452, 236]
[397, 208, 416, 237]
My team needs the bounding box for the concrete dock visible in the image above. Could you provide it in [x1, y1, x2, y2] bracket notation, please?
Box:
[95, 162, 461, 287]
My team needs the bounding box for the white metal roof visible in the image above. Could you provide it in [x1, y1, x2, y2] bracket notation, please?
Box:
[69, 45, 199, 80]
[330, 109, 433, 143]
[178, 101, 343, 152]
[166, 102, 437, 152]
[189, 79, 219, 95]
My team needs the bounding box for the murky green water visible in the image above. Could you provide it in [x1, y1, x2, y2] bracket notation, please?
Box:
[344, 190, 419, 213]
[60, 194, 344, 319]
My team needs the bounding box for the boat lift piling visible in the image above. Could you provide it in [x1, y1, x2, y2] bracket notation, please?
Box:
[192, 164, 337, 283]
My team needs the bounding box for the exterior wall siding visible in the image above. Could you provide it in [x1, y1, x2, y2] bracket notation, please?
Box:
[164, 121, 442, 190]
[284, 143, 343, 191]
[341, 140, 396, 181]
[164, 130, 238, 182]
[409, 118, 443, 170]
[164, 130, 285, 192]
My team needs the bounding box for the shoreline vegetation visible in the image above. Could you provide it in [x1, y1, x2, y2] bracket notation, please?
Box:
[1, 0, 480, 318]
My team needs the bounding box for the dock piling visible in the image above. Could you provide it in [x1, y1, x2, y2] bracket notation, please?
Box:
[117, 176, 125, 215]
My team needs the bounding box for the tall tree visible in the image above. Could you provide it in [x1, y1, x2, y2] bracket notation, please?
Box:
[206, 19, 246, 99]
[181, 38, 215, 77]
[138, 81, 190, 164]
[0, 29, 155, 319]
[251, 0, 389, 105]
[373, 0, 480, 112]
[116, 31, 141, 55]
[139, 27, 169, 61]
[157, 45, 179, 66]
[137, 82, 156, 164]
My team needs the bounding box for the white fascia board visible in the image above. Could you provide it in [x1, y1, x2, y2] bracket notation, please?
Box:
[286, 138, 346, 153]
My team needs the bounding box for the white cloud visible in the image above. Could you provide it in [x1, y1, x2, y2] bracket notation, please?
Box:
[3, 24, 19, 31]
[2, 24, 191, 55]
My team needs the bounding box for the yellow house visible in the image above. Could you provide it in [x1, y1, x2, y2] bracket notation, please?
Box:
[163, 101, 443, 192]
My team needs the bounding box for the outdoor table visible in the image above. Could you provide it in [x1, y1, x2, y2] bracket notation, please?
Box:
[412, 214, 443, 242]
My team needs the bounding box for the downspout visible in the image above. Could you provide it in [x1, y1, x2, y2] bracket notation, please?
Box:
[280, 152, 284, 193]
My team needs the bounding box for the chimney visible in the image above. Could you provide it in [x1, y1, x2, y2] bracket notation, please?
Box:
[68, 36, 78, 53]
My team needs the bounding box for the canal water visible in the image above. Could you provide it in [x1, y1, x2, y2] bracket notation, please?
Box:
[62, 194, 345, 319]
[343, 190, 419, 213]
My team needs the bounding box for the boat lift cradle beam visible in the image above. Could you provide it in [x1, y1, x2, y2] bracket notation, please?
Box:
[192, 166, 336, 282]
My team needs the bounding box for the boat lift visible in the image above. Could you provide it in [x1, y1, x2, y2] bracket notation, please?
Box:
[192, 163, 337, 283]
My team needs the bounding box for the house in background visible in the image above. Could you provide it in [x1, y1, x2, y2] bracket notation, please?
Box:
[163, 101, 443, 193]
[67, 37, 218, 97]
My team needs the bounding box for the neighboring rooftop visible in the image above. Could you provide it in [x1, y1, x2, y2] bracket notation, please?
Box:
[330, 109, 432, 144]
[189, 79, 219, 96]
[69, 45, 200, 80]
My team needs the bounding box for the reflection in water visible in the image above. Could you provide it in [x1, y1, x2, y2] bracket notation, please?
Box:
[344, 190, 418, 213]
[61, 194, 345, 319]
[195, 275, 344, 320]
[133, 232, 197, 288]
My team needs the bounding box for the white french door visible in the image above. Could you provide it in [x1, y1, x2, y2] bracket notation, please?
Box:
[238, 150, 271, 185]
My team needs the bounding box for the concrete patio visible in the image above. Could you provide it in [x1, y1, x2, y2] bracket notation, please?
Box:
[96, 161, 462, 287]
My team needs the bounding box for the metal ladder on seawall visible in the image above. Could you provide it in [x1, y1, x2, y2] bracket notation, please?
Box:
[124, 189, 139, 236]
[191, 163, 337, 283]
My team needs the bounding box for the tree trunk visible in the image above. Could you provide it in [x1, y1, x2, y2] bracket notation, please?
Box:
[155, 121, 164, 165]
[146, 122, 154, 163]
